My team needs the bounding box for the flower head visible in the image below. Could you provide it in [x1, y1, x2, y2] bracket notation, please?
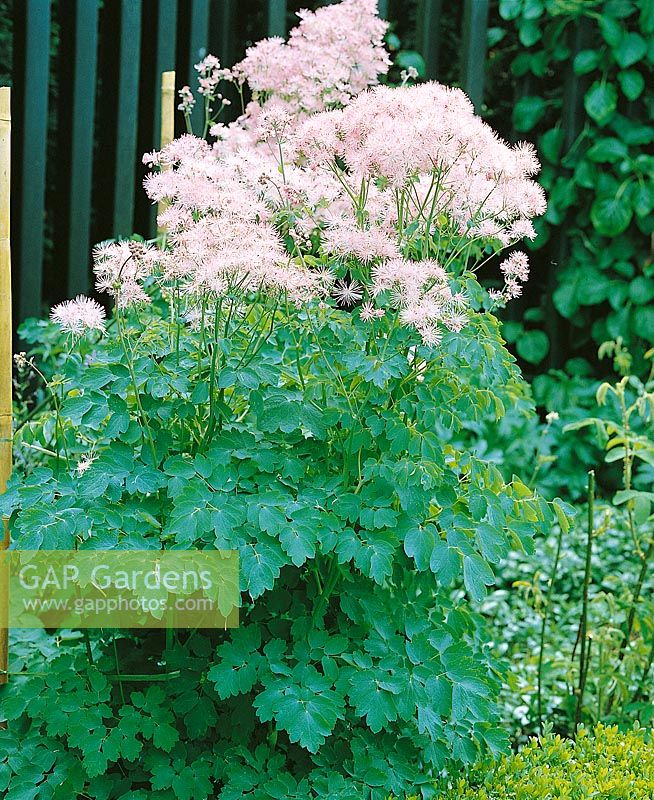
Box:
[332, 279, 363, 307]
[360, 301, 384, 321]
[177, 85, 195, 114]
[75, 453, 98, 476]
[135, 0, 543, 342]
[234, 0, 389, 116]
[322, 222, 399, 263]
[93, 241, 156, 307]
[50, 295, 106, 334]
[293, 80, 545, 274]
[500, 250, 530, 282]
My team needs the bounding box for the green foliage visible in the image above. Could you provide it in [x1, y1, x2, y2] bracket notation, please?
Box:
[482, 344, 654, 737]
[443, 724, 654, 798]
[8, 4, 654, 795]
[494, 0, 654, 361]
[0, 270, 558, 797]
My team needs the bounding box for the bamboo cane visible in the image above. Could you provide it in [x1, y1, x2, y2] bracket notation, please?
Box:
[0, 87, 12, 687]
[161, 71, 178, 657]
[157, 71, 175, 236]
[159, 73, 177, 659]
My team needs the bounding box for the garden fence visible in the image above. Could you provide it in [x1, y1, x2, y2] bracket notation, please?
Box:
[6, 0, 593, 348]
[6, 0, 498, 323]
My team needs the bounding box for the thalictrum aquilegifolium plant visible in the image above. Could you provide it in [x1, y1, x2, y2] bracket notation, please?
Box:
[0, 2, 570, 796]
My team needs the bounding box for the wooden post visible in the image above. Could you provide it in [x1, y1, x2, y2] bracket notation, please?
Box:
[0, 87, 12, 687]
[145, 0, 177, 236]
[157, 70, 175, 236]
[160, 71, 175, 153]
[160, 73, 176, 657]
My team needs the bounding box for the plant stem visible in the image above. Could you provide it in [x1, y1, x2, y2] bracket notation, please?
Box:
[537, 514, 565, 734]
[312, 558, 341, 623]
[112, 633, 126, 705]
[597, 641, 603, 722]
[575, 469, 594, 729]
[631, 636, 654, 706]
[116, 312, 157, 463]
[618, 387, 640, 555]
[84, 631, 94, 665]
[604, 534, 654, 715]
[621, 536, 654, 662]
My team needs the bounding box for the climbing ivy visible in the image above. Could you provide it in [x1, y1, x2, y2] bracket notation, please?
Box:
[491, 0, 654, 368]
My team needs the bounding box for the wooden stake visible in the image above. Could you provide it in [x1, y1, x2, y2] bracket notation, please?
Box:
[157, 70, 175, 236]
[159, 71, 175, 656]
[161, 57, 175, 649]
[0, 87, 12, 687]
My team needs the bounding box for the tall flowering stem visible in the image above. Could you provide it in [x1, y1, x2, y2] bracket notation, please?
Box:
[115, 308, 157, 463]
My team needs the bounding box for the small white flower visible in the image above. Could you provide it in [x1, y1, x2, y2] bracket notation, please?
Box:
[50, 295, 106, 334]
[419, 325, 442, 347]
[13, 352, 28, 369]
[359, 301, 384, 322]
[332, 279, 363, 308]
[75, 454, 98, 476]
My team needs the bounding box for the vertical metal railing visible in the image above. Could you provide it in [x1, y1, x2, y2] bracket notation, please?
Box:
[418, 0, 443, 80]
[113, 0, 143, 238]
[461, 0, 489, 111]
[267, 0, 287, 37]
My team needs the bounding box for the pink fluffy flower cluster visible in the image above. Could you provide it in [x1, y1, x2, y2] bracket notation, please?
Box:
[50, 295, 106, 334]
[288, 81, 546, 328]
[294, 82, 544, 250]
[50, 0, 545, 347]
[232, 0, 389, 115]
[370, 259, 468, 346]
[142, 135, 326, 304]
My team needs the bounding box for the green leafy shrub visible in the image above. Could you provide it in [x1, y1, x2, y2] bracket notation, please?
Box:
[0, 268, 557, 799]
[443, 724, 654, 798]
[0, 3, 564, 796]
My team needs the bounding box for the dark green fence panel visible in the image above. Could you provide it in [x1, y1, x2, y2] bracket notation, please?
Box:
[65, 0, 100, 297]
[13, 0, 51, 321]
[209, 0, 236, 70]
[5, 0, 592, 363]
[546, 17, 593, 367]
[417, 0, 443, 80]
[113, 0, 142, 237]
[208, 0, 240, 121]
[187, 0, 210, 132]
[267, 0, 287, 37]
[144, 0, 178, 234]
[461, 0, 489, 110]
[153, 0, 178, 141]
